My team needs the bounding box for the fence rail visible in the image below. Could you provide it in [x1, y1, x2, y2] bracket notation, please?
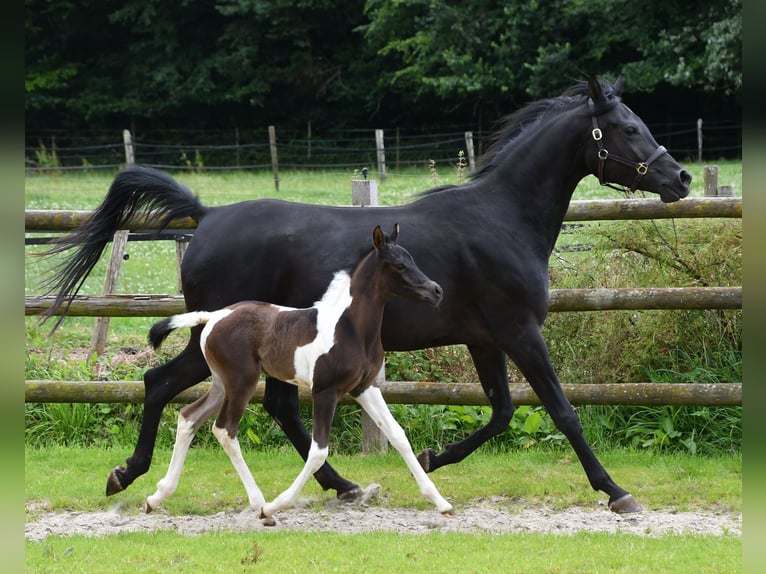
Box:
[25, 196, 742, 407]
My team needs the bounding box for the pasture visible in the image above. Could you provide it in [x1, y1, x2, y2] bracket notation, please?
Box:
[25, 164, 742, 572]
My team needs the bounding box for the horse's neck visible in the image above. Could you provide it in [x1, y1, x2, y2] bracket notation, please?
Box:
[492, 110, 591, 253]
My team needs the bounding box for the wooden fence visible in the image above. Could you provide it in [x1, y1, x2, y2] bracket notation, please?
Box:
[25, 196, 742, 407]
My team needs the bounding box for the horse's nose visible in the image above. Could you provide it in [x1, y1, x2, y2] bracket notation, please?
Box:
[680, 169, 692, 187]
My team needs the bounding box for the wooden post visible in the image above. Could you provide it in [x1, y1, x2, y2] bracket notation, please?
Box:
[464, 131, 476, 172]
[697, 118, 703, 163]
[704, 165, 719, 197]
[88, 230, 129, 361]
[122, 130, 134, 164]
[268, 125, 280, 192]
[176, 240, 188, 294]
[375, 129, 386, 182]
[351, 177, 388, 453]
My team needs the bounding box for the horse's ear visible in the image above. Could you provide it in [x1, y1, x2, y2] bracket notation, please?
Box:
[390, 223, 399, 243]
[372, 225, 384, 250]
[613, 74, 624, 97]
[587, 75, 603, 103]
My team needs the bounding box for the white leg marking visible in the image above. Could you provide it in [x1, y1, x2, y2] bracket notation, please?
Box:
[261, 439, 328, 518]
[146, 414, 196, 511]
[355, 386, 453, 515]
[212, 423, 266, 511]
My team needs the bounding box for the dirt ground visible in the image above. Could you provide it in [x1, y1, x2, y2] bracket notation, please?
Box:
[25, 484, 740, 541]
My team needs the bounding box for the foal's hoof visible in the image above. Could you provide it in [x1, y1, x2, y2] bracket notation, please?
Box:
[259, 510, 277, 527]
[417, 448, 436, 472]
[608, 494, 643, 514]
[105, 467, 126, 497]
[144, 501, 155, 514]
[442, 508, 456, 518]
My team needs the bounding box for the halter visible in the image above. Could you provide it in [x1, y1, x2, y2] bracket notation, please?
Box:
[588, 99, 667, 193]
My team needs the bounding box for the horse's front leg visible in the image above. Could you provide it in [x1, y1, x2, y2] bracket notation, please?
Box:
[145, 378, 225, 512]
[107, 335, 210, 496]
[505, 325, 642, 513]
[263, 377, 362, 500]
[355, 386, 454, 516]
[260, 388, 338, 520]
[417, 345, 515, 472]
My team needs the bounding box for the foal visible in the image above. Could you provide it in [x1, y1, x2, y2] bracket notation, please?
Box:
[145, 224, 454, 520]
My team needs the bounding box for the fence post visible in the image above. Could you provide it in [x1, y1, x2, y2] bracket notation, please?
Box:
[704, 165, 719, 197]
[375, 129, 387, 182]
[697, 118, 703, 163]
[88, 230, 129, 361]
[268, 125, 280, 192]
[464, 131, 476, 172]
[123, 130, 135, 164]
[351, 177, 388, 453]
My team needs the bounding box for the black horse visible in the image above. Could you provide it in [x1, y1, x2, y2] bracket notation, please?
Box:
[41, 76, 691, 513]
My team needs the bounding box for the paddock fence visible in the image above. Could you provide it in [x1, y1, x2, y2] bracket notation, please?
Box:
[24, 195, 742, 408]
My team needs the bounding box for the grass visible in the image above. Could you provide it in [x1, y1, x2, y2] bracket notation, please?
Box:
[25, 447, 741, 515]
[24, 446, 742, 573]
[26, 530, 741, 574]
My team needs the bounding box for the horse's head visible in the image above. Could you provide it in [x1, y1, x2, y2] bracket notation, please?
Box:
[586, 75, 691, 203]
[373, 224, 443, 306]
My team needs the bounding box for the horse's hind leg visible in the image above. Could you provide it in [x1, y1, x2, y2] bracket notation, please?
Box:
[145, 378, 225, 512]
[263, 377, 362, 500]
[106, 331, 210, 496]
[260, 388, 338, 519]
[355, 386, 454, 516]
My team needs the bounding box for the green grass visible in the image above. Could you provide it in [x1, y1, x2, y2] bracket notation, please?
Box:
[26, 530, 741, 574]
[25, 446, 741, 573]
[25, 447, 741, 515]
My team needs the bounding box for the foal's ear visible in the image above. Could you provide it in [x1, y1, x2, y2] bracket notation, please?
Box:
[372, 225, 384, 250]
[587, 75, 603, 103]
[390, 223, 399, 243]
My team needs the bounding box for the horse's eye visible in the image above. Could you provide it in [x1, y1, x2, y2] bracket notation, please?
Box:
[624, 125, 638, 135]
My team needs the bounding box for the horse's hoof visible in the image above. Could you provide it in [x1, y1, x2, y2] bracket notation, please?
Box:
[261, 516, 277, 527]
[105, 467, 125, 497]
[337, 486, 364, 502]
[608, 494, 643, 514]
[417, 449, 435, 472]
[442, 508, 456, 518]
[144, 501, 154, 514]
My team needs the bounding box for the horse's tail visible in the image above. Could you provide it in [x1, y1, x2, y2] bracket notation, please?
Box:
[39, 165, 209, 331]
[148, 311, 216, 350]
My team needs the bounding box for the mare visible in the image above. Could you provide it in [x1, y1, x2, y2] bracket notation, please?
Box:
[41, 76, 691, 513]
[143, 225, 453, 519]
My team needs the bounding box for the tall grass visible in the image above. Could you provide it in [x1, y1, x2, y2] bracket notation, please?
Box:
[25, 162, 742, 455]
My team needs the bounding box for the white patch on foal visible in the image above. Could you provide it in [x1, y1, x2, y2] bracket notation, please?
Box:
[290, 270, 353, 385]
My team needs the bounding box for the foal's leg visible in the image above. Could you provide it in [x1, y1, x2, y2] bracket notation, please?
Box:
[260, 388, 338, 519]
[355, 386, 454, 516]
[263, 377, 362, 500]
[145, 378, 225, 512]
[212, 371, 267, 512]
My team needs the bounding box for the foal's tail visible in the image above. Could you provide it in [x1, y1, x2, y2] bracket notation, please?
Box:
[38, 165, 209, 331]
[148, 311, 215, 350]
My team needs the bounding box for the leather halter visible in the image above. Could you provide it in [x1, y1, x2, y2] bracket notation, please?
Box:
[588, 99, 667, 193]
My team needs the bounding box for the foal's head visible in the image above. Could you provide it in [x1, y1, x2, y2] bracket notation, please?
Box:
[368, 224, 443, 307]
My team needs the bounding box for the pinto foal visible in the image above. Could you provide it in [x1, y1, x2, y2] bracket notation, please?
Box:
[145, 224, 454, 520]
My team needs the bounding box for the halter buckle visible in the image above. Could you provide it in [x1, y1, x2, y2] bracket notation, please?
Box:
[598, 148, 609, 160]
[636, 163, 648, 175]
[592, 128, 603, 141]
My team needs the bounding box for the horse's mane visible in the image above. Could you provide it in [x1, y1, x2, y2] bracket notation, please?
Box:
[419, 80, 620, 196]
